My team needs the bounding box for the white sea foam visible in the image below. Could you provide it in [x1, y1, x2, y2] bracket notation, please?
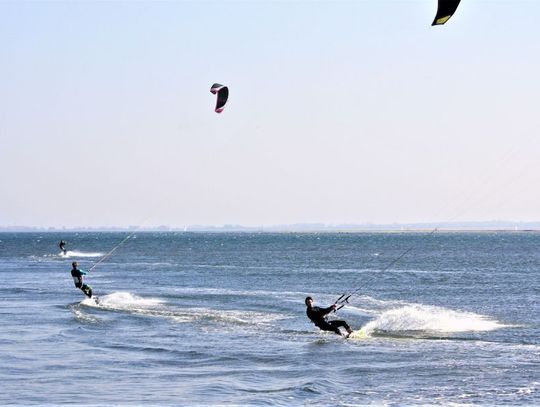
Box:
[362, 304, 506, 335]
[61, 250, 103, 258]
[517, 381, 539, 395]
[71, 306, 99, 323]
[79, 291, 284, 328]
[212, 308, 283, 324]
[81, 291, 164, 310]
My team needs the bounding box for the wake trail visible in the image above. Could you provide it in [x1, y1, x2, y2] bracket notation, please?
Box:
[79, 291, 285, 327]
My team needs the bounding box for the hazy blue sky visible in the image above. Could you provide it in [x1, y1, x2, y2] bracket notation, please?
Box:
[1, 1, 539, 228]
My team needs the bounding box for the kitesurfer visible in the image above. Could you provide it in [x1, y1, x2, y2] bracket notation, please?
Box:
[70, 261, 92, 298]
[59, 240, 67, 255]
[305, 296, 353, 337]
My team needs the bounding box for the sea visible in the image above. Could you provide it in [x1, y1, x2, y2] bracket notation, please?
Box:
[0, 231, 539, 406]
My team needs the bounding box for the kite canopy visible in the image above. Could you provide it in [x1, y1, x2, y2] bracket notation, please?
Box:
[210, 83, 229, 113]
[432, 0, 462, 25]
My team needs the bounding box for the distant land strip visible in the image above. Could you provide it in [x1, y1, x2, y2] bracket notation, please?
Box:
[2, 221, 540, 233]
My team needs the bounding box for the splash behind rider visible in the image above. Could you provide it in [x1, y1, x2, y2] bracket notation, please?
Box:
[70, 261, 92, 298]
[305, 296, 353, 337]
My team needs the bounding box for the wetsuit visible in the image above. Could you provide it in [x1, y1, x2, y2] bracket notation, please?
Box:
[59, 241, 67, 254]
[307, 305, 352, 336]
[71, 267, 92, 298]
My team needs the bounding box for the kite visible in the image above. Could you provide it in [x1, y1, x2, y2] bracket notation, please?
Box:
[210, 83, 229, 113]
[432, 0, 462, 25]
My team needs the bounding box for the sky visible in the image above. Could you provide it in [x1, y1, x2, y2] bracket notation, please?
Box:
[1, 0, 539, 228]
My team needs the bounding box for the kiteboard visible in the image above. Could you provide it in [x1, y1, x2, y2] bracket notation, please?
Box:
[347, 329, 369, 340]
[82, 295, 99, 306]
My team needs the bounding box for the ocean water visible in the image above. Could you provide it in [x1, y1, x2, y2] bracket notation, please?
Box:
[0, 231, 539, 405]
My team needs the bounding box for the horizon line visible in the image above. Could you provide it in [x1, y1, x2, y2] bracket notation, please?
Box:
[2, 220, 540, 233]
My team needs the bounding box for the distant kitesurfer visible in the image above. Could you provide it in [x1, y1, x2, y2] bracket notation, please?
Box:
[59, 240, 67, 255]
[70, 261, 92, 298]
[305, 296, 353, 337]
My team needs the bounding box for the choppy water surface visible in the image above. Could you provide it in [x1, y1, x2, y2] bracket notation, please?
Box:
[1, 232, 539, 405]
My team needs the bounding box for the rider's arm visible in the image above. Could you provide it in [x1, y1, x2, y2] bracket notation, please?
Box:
[321, 305, 336, 316]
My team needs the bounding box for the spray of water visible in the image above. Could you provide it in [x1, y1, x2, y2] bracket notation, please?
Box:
[61, 250, 103, 258]
[361, 304, 506, 335]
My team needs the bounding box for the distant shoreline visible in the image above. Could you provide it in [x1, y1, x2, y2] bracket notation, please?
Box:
[1, 223, 540, 233]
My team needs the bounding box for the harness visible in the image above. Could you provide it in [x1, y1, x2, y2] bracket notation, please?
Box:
[72, 275, 82, 288]
[71, 268, 84, 288]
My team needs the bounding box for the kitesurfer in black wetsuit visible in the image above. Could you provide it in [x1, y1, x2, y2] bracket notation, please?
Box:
[305, 296, 353, 337]
[59, 240, 67, 255]
[70, 261, 92, 298]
